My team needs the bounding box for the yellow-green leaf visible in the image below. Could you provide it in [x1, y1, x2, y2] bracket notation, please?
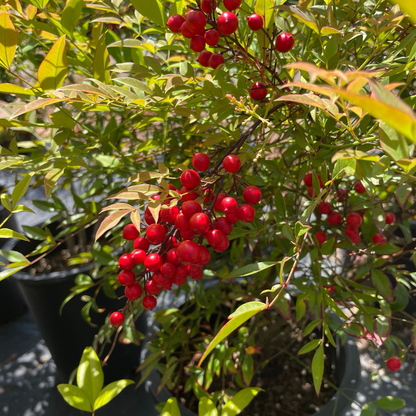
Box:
[255, 0, 275, 50]
[44, 168, 64, 199]
[390, 1, 416, 24]
[0, 83, 36, 95]
[61, 0, 84, 36]
[221, 387, 262, 416]
[312, 343, 324, 396]
[77, 347, 104, 406]
[93, 34, 110, 83]
[38, 35, 68, 91]
[130, 0, 166, 27]
[57, 384, 92, 412]
[0, 12, 18, 70]
[93, 379, 134, 411]
[278, 5, 319, 33]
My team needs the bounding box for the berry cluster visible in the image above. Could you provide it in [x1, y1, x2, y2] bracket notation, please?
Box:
[166, 1, 294, 102]
[302, 173, 395, 246]
[109, 152, 262, 327]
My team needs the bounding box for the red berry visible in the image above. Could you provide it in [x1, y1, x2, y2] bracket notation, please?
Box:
[189, 212, 211, 234]
[354, 182, 366, 194]
[118, 270, 135, 286]
[318, 202, 332, 215]
[180, 186, 200, 201]
[160, 262, 176, 279]
[201, 0, 216, 13]
[174, 264, 188, 280]
[144, 253, 162, 272]
[206, 229, 225, 247]
[386, 357, 401, 372]
[190, 35, 205, 52]
[186, 11, 206, 34]
[131, 249, 146, 265]
[175, 212, 190, 231]
[373, 233, 386, 246]
[146, 223, 166, 245]
[177, 240, 202, 264]
[197, 51, 213, 67]
[327, 211, 342, 226]
[125, 283, 142, 301]
[225, 211, 240, 224]
[144, 208, 156, 225]
[208, 53, 224, 69]
[204, 29, 220, 46]
[109, 311, 125, 327]
[275, 32, 294, 52]
[223, 154, 241, 172]
[307, 186, 317, 198]
[213, 236, 229, 252]
[182, 200, 202, 219]
[122, 224, 139, 240]
[345, 226, 359, 239]
[243, 186, 261, 205]
[180, 169, 200, 189]
[213, 217, 233, 235]
[167, 14, 185, 33]
[346, 213, 362, 228]
[187, 264, 203, 280]
[385, 213, 395, 224]
[192, 153, 210, 171]
[167, 248, 181, 265]
[314, 231, 327, 244]
[142, 295, 157, 310]
[218, 12, 238, 35]
[118, 253, 134, 271]
[180, 229, 196, 240]
[249, 82, 267, 101]
[134, 237, 150, 251]
[161, 205, 179, 223]
[214, 193, 226, 211]
[152, 271, 170, 288]
[237, 204, 256, 222]
[350, 234, 361, 245]
[145, 280, 162, 296]
[247, 13, 263, 31]
[199, 246, 211, 266]
[304, 173, 313, 187]
[180, 21, 195, 38]
[223, 0, 241, 11]
[221, 197, 238, 214]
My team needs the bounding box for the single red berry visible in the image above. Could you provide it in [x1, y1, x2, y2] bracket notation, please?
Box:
[167, 14, 185, 33]
[125, 283, 142, 301]
[345, 226, 359, 239]
[350, 233, 361, 245]
[180, 21, 195, 38]
[190, 35, 206, 52]
[180, 169, 200, 189]
[221, 197, 238, 214]
[223, 0, 241, 11]
[223, 154, 241, 172]
[204, 29, 220, 46]
[237, 204, 256, 222]
[199, 246, 211, 266]
[189, 212, 211, 234]
[187, 264, 204, 280]
[318, 202, 332, 215]
[218, 11, 238, 35]
[118, 253, 134, 271]
[206, 229, 225, 247]
[208, 53, 225, 69]
[275, 32, 294, 52]
[303, 172, 313, 187]
[109, 311, 125, 327]
[186, 10, 206, 34]
[249, 82, 267, 101]
[167, 248, 181, 265]
[214, 193, 226, 211]
[122, 224, 139, 240]
[145, 280, 162, 296]
[243, 186, 261, 205]
[177, 240, 202, 264]
[146, 223, 166, 245]
[142, 295, 157, 310]
[337, 188, 348, 201]
[247, 13, 263, 31]
[386, 357, 401, 372]
[354, 182, 366, 194]
[152, 271, 170, 288]
[161, 205, 179, 223]
[182, 200, 202, 219]
[134, 237, 150, 252]
[144, 253, 163, 272]
[314, 231, 327, 244]
[346, 213, 362, 228]
[180, 229, 196, 240]
[225, 211, 240, 224]
[175, 212, 190, 231]
[201, 0, 216, 13]
[174, 264, 188, 280]
[172, 270, 187, 286]
[131, 249, 146, 265]
[118, 270, 135, 286]
[144, 207, 156, 225]
[213, 217, 233, 235]
[385, 213, 395, 224]
[197, 51, 213, 67]
[160, 262, 176, 279]
[192, 153, 210, 171]
[323, 285, 335, 293]
[373, 233, 386, 246]
[327, 211, 342, 226]
[307, 186, 317, 198]
[180, 186, 200, 201]
[213, 235, 229, 252]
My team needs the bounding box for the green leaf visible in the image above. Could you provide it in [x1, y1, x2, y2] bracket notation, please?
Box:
[161, 397, 181, 416]
[0, 228, 29, 241]
[93, 379, 134, 410]
[0, 83, 36, 95]
[12, 175, 31, 207]
[360, 402, 377, 416]
[93, 34, 110, 84]
[95, 209, 130, 241]
[303, 319, 321, 336]
[255, 0, 275, 50]
[57, 384, 92, 412]
[0, 11, 18, 70]
[274, 188, 286, 217]
[311, 343, 324, 396]
[278, 5, 319, 33]
[371, 269, 394, 302]
[77, 347, 104, 406]
[0, 249, 29, 263]
[298, 339, 321, 355]
[114, 77, 152, 94]
[274, 291, 292, 320]
[61, 0, 83, 36]
[38, 35, 68, 91]
[0, 265, 27, 281]
[242, 354, 254, 386]
[130, 0, 166, 27]
[199, 302, 267, 366]
[199, 397, 218, 416]
[375, 396, 406, 411]
[379, 122, 409, 161]
[225, 262, 278, 279]
[221, 387, 262, 416]
[44, 168, 64, 200]
[389, 1, 416, 24]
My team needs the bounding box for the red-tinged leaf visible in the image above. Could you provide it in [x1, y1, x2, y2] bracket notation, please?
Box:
[107, 191, 141, 201]
[276, 94, 326, 110]
[198, 302, 267, 367]
[371, 269, 394, 302]
[395, 184, 412, 208]
[344, 322, 367, 338]
[273, 291, 292, 320]
[312, 343, 324, 396]
[11, 98, 64, 118]
[130, 210, 141, 231]
[95, 210, 130, 241]
[100, 203, 134, 213]
[373, 316, 391, 344]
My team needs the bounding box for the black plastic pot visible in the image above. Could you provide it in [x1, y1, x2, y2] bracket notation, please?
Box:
[2, 238, 146, 383]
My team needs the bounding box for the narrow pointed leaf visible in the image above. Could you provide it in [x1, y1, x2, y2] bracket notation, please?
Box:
[0, 12, 18, 70]
[199, 397, 218, 416]
[93, 380, 134, 411]
[221, 387, 262, 416]
[0, 228, 29, 241]
[312, 343, 324, 396]
[93, 34, 110, 83]
[95, 209, 130, 241]
[224, 262, 278, 279]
